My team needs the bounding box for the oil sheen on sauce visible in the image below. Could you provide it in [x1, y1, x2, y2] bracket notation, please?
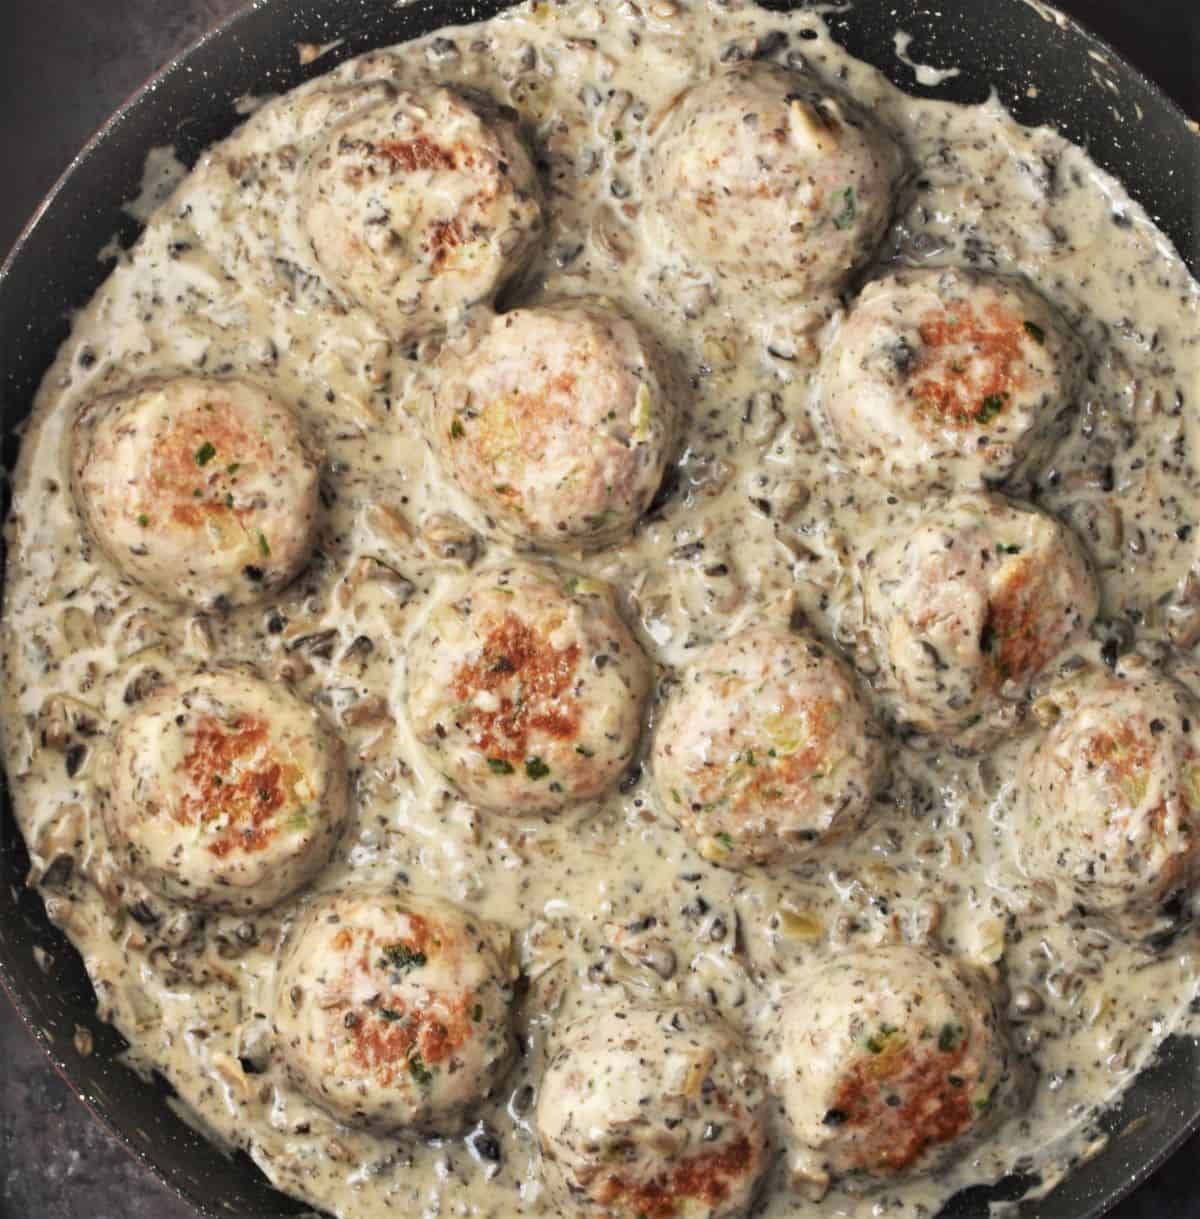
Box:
[3, 2, 1200, 1218]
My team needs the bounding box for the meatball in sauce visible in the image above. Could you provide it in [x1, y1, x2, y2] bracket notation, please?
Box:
[863, 493, 1098, 745]
[1012, 659, 1200, 933]
[431, 300, 681, 550]
[406, 562, 650, 814]
[815, 267, 1085, 495]
[767, 946, 1020, 1195]
[648, 62, 904, 298]
[102, 668, 349, 912]
[72, 376, 321, 608]
[303, 85, 543, 341]
[652, 625, 886, 867]
[537, 1001, 770, 1219]
[273, 891, 516, 1132]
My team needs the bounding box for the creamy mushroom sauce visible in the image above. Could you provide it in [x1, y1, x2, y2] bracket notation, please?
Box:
[3, 2, 1200, 1217]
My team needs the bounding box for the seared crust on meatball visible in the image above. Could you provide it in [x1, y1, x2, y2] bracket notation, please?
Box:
[647, 63, 903, 296]
[767, 946, 1018, 1194]
[406, 562, 650, 814]
[273, 891, 515, 1132]
[1014, 662, 1200, 930]
[863, 494, 1098, 744]
[432, 301, 681, 550]
[651, 626, 886, 868]
[815, 267, 1085, 494]
[71, 376, 321, 609]
[102, 669, 349, 912]
[302, 86, 542, 340]
[536, 1002, 770, 1219]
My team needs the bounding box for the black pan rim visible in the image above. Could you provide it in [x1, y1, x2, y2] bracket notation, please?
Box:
[0, 3, 1197, 1219]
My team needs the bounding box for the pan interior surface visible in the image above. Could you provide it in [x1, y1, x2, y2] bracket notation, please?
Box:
[0, 3, 1196, 1219]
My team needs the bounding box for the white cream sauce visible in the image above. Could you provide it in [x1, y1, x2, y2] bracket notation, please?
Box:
[3, 2, 1200, 1218]
[892, 32, 962, 89]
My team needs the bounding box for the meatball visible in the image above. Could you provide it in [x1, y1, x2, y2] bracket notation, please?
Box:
[536, 1002, 770, 1219]
[431, 301, 680, 550]
[1014, 662, 1200, 929]
[647, 63, 903, 296]
[815, 267, 1085, 493]
[71, 376, 321, 609]
[407, 562, 649, 815]
[302, 86, 542, 341]
[767, 946, 1017, 1194]
[102, 669, 349, 912]
[863, 494, 1098, 742]
[651, 626, 886, 868]
[273, 891, 515, 1132]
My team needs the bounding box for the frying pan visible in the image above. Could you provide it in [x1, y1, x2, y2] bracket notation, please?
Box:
[0, 1, 1197, 1216]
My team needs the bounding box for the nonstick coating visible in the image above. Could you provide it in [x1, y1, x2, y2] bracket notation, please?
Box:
[0, 2, 1197, 1217]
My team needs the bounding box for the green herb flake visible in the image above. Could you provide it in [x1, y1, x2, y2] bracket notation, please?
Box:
[832, 186, 857, 231]
[224, 493, 234, 509]
[258, 531, 271, 557]
[408, 1053, 435, 1088]
[1023, 320, 1046, 344]
[487, 757, 515, 775]
[575, 743, 595, 758]
[379, 1008, 403, 1022]
[938, 1022, 964, 1053]
[450, 418, 465, 440]
[472, 1003, 483, 1023]
[865, 1024, 899, 1054]
[995, 542, 1022, 555]
[975, 393, 1006, 424]
[613, 129, 624, 144]
[195, 441, 217, 467]
[716, 831, 735, 850]
[286, 808, 312, 832]
[584, 509, 618, 532]
[226, 462, 240, 475]
[525, 756, 551, 780]
[379, 943, 427, 975]
[137, 513, 149, 527]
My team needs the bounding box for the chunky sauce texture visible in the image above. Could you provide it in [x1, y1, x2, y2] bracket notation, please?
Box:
[3, 2, 1200, 1217]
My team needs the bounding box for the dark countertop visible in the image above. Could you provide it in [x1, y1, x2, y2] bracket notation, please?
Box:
[0, 2, 1197, 1218]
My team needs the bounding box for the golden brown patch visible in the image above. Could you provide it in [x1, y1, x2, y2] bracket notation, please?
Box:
[349, 991, 474, 1084]
[332, 917, 473, 1084]
[1083, 724, 1155, 810]
[450, 612, 582, 763]
[143, 400, 265, 531]
[597, 1135, 755, 1219]
[832, 1035, 975, 1172]
[177, 715, 301, 858]
[911, 302, 1028, 428]
[982, 557, 1055, 684]
[695, 696, 838, 818]
[376, 136, 457, 173]
[471, 369, 582, 473]
[428, 217, 465, 271]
